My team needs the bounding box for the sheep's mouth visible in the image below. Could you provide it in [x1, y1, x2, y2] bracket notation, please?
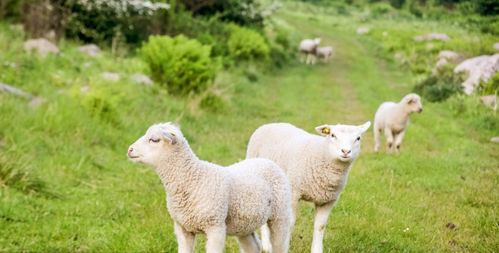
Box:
[128, 155, 140, 159]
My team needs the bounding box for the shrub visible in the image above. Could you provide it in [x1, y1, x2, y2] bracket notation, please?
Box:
[478, 72, 499, 95]
[227, 25, 270, 61]
[199, 91, 226, 112]
[140, 35, 218, 95]
[370, 2, 395, 17]
[414, 66, 463, 102]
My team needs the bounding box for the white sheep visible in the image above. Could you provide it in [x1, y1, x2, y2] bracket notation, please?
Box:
[247, 122, 371, 253]
[128, 122, 292, 253]
[299, 38, 321, 65]
[373, 93, 423, 153]
[315, 46, 333, 63]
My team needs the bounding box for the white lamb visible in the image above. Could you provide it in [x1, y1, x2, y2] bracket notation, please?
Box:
[128, 122, 292, 253]
[299, 38, 321, 65]
[247, 122, 371, 253]
[315, 46, 333, 63]
[373, 93, 423, 153]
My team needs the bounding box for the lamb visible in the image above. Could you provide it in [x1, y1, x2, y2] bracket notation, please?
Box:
[315, 46, 333, 63]
[299, 38, 321, 65]
[127, 122, 292, 253]
[247, 122, 371, 253]
[373, 93, 423, 153]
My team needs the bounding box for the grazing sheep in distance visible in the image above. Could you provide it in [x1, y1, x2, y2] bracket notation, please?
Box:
[127, 122, 292, 253]
[247, 122, 371, 253]
[374, 93, 423, 153]
[315, 46, 334, 63]
[299, 38, 321, 65]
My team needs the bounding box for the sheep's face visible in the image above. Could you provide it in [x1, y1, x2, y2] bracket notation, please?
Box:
[402, 93, 423, 113]
[127, 123, 179, 167]
[314, 38, 321, 45]
[316, 121, 371, 163]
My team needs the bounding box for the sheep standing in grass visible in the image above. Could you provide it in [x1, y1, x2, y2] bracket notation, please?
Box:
[315, 46, 333, 63]
[373, 93, 423, 153]
[299, 38, 321, 65]
[247, 122, 371, 253]
[128, 122, 291, 253]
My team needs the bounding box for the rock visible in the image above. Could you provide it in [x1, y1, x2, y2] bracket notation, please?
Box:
[101, 72, 120, 82]
[480, 95, 497, 110]
[491, 137, 499, 143]
[438, 50, 460, 61]
[494, 43, 499, 51]
[414, 33, 450, 42]
[130, 73, 153, 86]
[80, 85, 91, 94]
[435, 58, 449, 69]
[356, 27, 369, 35]
[29, 96, 46, 108]
[23, 38, 59, 57]
[454, 54, 499, 95]
[79, 44, 101, 57]
[0, 82, 33, 99]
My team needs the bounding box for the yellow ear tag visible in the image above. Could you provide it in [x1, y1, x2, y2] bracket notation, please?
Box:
[322, 127, 330, 135]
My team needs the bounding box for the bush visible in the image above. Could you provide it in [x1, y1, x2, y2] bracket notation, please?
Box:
[199, 91, 226, 112]
[140, 35, 218, 95]
[227, 25, 270, 61]
[370, 2, 395, 17]
[479, 72, 499, 95]
[414, 66, 463, 102]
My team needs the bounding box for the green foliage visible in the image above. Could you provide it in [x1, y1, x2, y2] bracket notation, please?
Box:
[227, 25, 270, 61]
[370, 2, 396, 17]
[76, 85, 124, 124]
[0, 154, 46, 195]
[479, 72, 499, 95]
[448, 94, 498, 130]
[476, 0, 499, 16]
[414, 66, 463, 102]
[199, 91, 226, 112]
[140, 35, 218, 95]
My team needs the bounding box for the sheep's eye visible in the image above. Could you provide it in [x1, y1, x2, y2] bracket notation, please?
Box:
[331, 133, 336, 138]
[149, 138, 160, 143]
[356, 136, 361, 141]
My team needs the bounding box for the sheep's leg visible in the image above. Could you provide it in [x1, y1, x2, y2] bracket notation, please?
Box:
[306, 53, 311, 64]
[311, 201, 334, 253]
[238, 232, 261, 253]
[384, 127, 394, 153]
[268, 217, 291, 253]
[174, 222, 195, 253]
[290, 194, 300, 228]
[374, 127, 382, 152]
[394, 130, 406, 154]
[261, 224, 272, 252]
[205, 226, 226, 253]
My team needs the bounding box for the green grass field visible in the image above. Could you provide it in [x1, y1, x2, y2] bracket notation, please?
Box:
[1, 2, 498, 252]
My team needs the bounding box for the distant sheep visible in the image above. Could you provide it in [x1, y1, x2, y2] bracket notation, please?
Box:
[315, 46, 334, 63]
[128, 122, 292, 253]
[299, 38, 321, 64]
[374, 93, 423, 153]
[247, 122, 371, 253]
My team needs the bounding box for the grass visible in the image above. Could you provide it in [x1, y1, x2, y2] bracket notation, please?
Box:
[1, 2, 498, 252]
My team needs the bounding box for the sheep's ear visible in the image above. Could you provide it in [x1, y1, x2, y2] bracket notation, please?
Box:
[162, 131, 177, 145]
[315, 125, 331, 136]
[358, 121, 371, 133]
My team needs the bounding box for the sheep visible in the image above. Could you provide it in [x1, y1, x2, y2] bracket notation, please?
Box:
[373, 93, 423, 153]
[315, 46, 333, 63]
[127, 122, 292, 253]
[247, 122, 371, 253]
[299, 38, 321, 65]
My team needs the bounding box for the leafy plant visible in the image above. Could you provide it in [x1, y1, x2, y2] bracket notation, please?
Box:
[140, 35, 218, 95]
[227, 24, 270, 61]
[414, 66, 463, 102]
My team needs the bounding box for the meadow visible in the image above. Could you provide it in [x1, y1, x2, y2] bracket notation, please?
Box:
[1, 1, 498, 252]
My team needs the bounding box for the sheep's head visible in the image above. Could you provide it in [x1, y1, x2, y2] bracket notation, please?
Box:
[315, 121, 371, 163]
[314, 38, 321, 45]
[127, 122, 181, 167]
[401, 93, 423, 114]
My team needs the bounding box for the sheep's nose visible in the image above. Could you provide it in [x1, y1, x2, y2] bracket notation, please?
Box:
[128, 147, 134, 154]
[341, 149, 351, 155]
